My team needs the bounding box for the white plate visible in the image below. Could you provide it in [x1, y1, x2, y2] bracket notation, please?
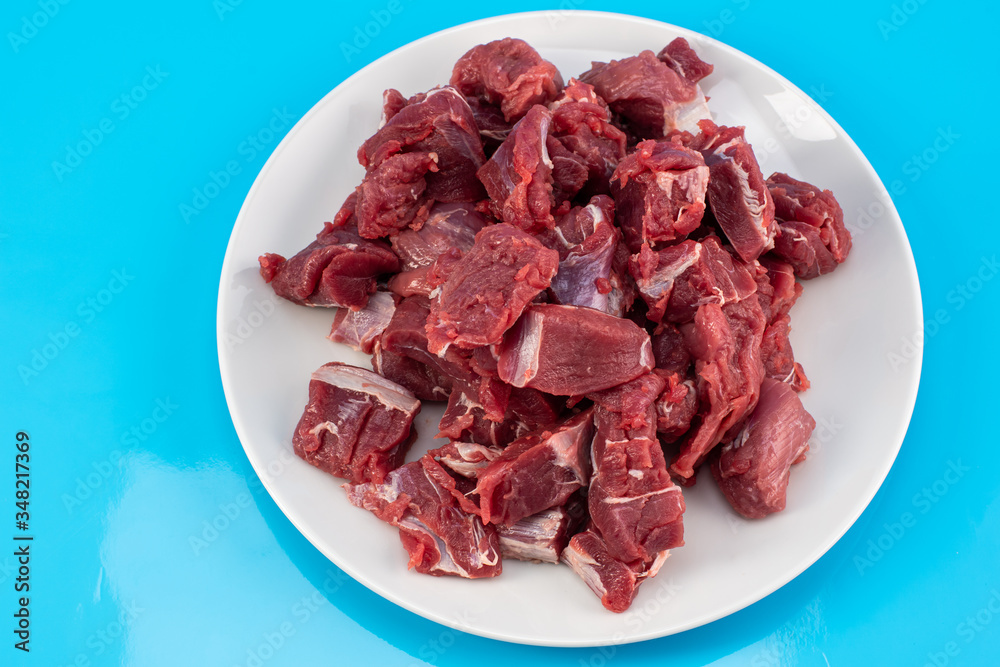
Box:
[217, 11, 922, 647]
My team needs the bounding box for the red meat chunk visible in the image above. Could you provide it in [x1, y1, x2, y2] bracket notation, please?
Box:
[711, 378, 815, 518]
[562, 526, 670, 613]
[328, 291, 398, 354]
[611, 139, 709, 252]
[497, 304, 654, 395]
[370, 344, 452, 402]
[761, 313, 809, 392]
[477, 105, 557, 232]
[655, 371, 699, 443]
[657, 37, 714, 85]
[344, 457, 502, 578]
[428, 441, 503, 479]
[767, 172, 852, 279]
[259, 223, 399, 310]
[426, 223, 559, 354]
[630, 235, 757, 324]
[475, 409, 595, 526]
[675, 120, 776, 262]
[358, 86, 486, 203]
[578, 50, 711, 140]
[498, 496, 586, 563]
[547, 202, 625, 316]
[292, 362, 420, 484]
[671, 298, 766, 481]
[451, 38, 564, 123]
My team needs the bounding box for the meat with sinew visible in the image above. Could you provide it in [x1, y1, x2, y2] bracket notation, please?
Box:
[766, 172, 852, 279]
[292, 362, 421, 484]
[328, 290, 399, 354]
[711, 377, 815, 518]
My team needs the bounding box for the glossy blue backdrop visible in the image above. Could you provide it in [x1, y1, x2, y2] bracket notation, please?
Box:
[2, 0, 997, 665]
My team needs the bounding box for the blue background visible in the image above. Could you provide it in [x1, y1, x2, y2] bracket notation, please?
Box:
[2, 0, 997, 665]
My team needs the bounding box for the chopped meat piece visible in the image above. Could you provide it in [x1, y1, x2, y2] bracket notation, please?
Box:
[387, 202, 490, 296]
[497, 304, 654, 395]
[579, 50, 711, 139]
[477, 105, 557, 232]
[562, 526, 669, 613]
[355, 151, 439, 239]
[671, 298, 766, 481]
[507, 386, 564, 431]
[476, 409, 595, 526]
[358, 87, 486, 203]
[587, 372, 666, 432]
[429, 441, 503, 478]
[465, 96, 513, 154]
[451, 38, 564, 123]
[675, 120, 776, 262]
[611, 139, 709, 252]
[589, 405, 685, 563]
[371, 344, 452, 401]
[767, 172, 852, 279]
[548, 79, 628, 196]
[548, 211, 622, 315]
[630, 235, 757, 324]
[292, 362, 420, 484]
[380, 296, 477, 383]
[761, 313, 809, 392]
[759, 257, 802, 322]
[547, 134, 590, 202]
[259, 223, 400, 310]
[380, 88, 407, 125]
[650, 323, 691, 374]
[536, 194, 615, 254]
[498, 496, 586, 563]
[711, 378, 815, 518]
[655, 371, 698, 442]
[437, 384, 522, 447]
[657, 37, 714, 85]
[426, 223, 559, 354]
[344, 457, 501, 577]
[328, 291, 399, 354]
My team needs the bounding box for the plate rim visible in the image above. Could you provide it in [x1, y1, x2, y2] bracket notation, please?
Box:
[216, 9, 924, 647]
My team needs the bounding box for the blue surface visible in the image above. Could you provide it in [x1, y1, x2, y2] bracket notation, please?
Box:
[2, 1, 997, 665]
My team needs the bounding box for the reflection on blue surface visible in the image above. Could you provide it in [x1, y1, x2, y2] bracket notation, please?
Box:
[1, 0, 998, 665]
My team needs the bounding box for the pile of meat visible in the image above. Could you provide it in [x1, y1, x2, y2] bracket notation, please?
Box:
[258, 36, 850, 613]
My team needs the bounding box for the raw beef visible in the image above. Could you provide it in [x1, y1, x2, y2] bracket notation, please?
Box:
[657, 37, 714, 85]
[355, 151, 438, 239]
[630, 235, 757, 324]
[671, 298, 766, 481]
[711, 377, 815, 518]
[475, 409, 595, 526]
[761, 313, 809, 392]
[426, 223, 559, 354]
[345, 456, 502, 577]
[328, 291, 398, 354]
[429, 441, 503, 479]
[547, 206, 623, 315]
[588, 405, 685, 563]
[437, 384, 523, 448]
[371, 344, 452, 401]
[562, 526, 669, 613]
[578, 50, 711, 139]
[655, 371, 699, 442]
[587, 371, 666, 432]
[358, 86, 486, 203]
[477, 105, 557, 232]
[498, 496, 586, 563]
[465, 96, 512, 154]
[388, 201, 490, 297]
[611, 139, 709, 251]
[498, 304, 654, 395]
[451, 38, 564, 122]
[547, 134, 590, 202]
[650, 323, 690, 374]
[767, 172, 852, 279]
[292, 362, 420, 484]
[548, 79, 627, 196]
[676, 120, 776, 262]
[259, 223, 399, 309]
[758, 257, 802, 322]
